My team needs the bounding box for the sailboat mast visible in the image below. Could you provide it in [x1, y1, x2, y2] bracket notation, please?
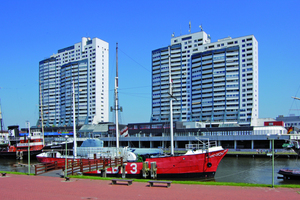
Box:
[39, 82, 45, 146]
[72, 81, 77, 157]
[115, 43, 119, 148]
[168, 46, 174, 156]
[0, 100, 3, 133]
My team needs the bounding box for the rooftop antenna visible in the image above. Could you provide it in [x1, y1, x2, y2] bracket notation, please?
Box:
[0, 99, 3, 133]
[189, 21, 191, 33]
[199, 24, 203, 32]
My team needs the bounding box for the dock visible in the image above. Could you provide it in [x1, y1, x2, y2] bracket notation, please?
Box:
[226, 150, 298, 158]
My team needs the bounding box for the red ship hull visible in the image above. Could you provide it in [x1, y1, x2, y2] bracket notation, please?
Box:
[0, 136, 43, 159]
[37, 149, 227, 178]
[85, 149, 228, 178]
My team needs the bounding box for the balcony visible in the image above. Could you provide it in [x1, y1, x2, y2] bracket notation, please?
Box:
[213, 62, 225, 68]
[226, 51, 238, 56]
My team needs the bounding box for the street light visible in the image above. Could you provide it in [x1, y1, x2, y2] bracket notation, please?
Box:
[267, 134, 280, 188]
[64, 135, 69, 178]
[28, 134, 31, 175]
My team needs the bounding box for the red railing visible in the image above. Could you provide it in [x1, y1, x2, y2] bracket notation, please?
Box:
[35, 160, 65, 175]
[35, 157, 123, 176]
[65, 157, 123, 175]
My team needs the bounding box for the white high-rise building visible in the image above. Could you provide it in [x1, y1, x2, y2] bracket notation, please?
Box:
[39, 37, 109, 127]
[151, 31, 258, 126]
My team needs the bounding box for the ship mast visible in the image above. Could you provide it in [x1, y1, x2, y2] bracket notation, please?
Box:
[72, 81, 77, 157]
[168, 46, 174, 156]
[115, 43, 119, 148]
[0, 100, 3, 133]
[39, 82, 45, 146]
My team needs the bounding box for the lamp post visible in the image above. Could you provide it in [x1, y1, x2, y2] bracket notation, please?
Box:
[64, 135, 69, 178]
[267, 134, 278, 188]
[272, 138, 275, 187]
[28, 134, 31, 175]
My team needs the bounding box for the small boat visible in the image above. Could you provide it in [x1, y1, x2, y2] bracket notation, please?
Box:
[282, 140, 300, 156]
[278, 168, 300, 180]
[37, 138, 137, 167]
[0, 132, 44, 159]
[42, 140, 77, 153]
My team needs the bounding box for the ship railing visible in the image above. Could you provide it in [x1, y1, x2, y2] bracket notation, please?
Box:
[185, 138, 218, 151]
[76, 147, 129, 160]
[8, 137, 21, 141]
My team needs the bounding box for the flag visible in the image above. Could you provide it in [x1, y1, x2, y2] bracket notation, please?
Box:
[287, 126, 293, 134]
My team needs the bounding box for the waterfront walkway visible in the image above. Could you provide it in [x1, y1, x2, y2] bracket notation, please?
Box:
[0, 174, 299, 200]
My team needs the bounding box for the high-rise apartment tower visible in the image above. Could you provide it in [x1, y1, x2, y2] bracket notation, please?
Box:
[39, 37, 109, 127]
[151, 31, 258, 126]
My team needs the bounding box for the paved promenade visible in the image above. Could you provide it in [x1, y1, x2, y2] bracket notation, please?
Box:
[0, 174, 300, 200]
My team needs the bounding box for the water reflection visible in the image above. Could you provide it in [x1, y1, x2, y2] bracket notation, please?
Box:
[0, 158, 39, 174]
[215, 156, 300, 185]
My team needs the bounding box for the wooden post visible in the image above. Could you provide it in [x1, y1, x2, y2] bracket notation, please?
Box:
[122, 164, 126, 178]
[71, 160, 74, 175]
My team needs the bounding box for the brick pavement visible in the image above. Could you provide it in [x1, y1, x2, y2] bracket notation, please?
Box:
[0, 174, 299, 200]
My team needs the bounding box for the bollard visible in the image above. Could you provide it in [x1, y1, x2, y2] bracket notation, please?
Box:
[142, 161, 149, 178]
[122, 164, 126, 178]
[150, 162, 157, 179]
[101, 169, 106, 177]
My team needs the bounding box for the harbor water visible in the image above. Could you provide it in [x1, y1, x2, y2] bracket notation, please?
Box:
[215, 156, 300, 185]
[0, 156, 300, 185]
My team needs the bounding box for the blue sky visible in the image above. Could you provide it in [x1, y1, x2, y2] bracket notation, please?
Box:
[0, 0, 300, 129]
